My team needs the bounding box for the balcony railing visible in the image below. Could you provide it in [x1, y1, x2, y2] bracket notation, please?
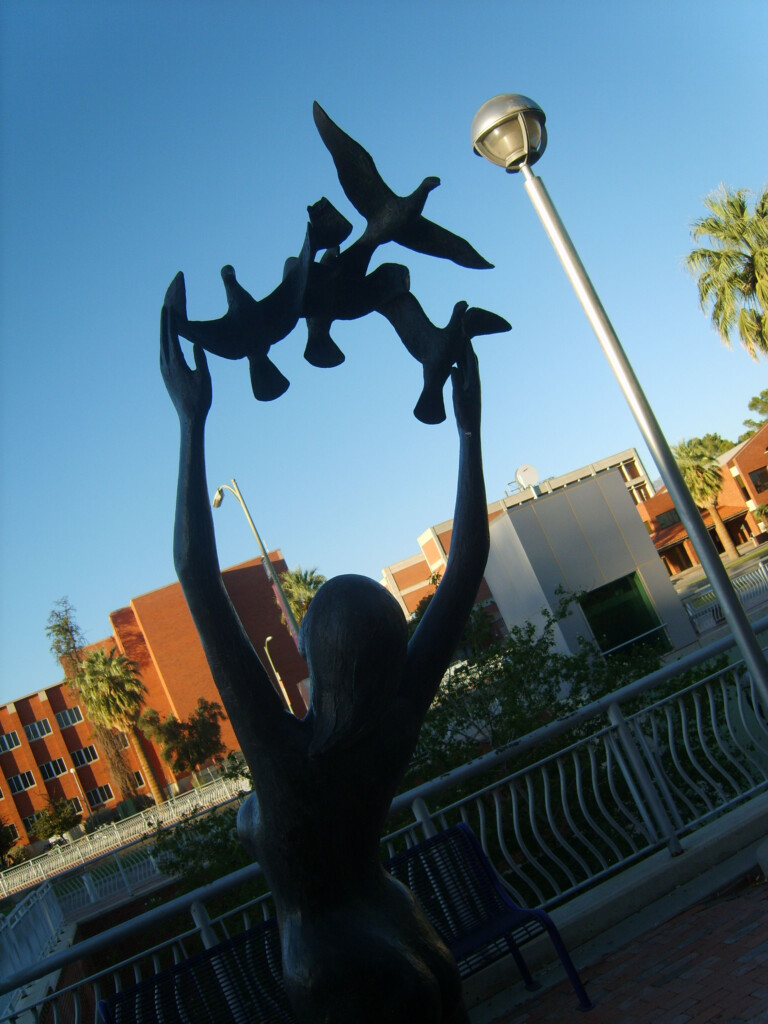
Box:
[0, 774, 245, 898]
[1, 614, 767, 1022]
[683, 556, 768, 633]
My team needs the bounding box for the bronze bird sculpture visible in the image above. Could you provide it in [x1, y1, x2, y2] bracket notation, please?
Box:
[301, 197, 411, 369]
[379, 292, 511, 424]
[313, 102, 493, 271]
[166, 227, 312, 401]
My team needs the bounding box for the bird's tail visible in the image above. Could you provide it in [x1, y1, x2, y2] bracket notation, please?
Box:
[304, 319, 346, 368]
[248, 354, 290, 401]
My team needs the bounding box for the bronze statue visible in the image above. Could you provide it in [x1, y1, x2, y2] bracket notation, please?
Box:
[161, 104, 500, 1022]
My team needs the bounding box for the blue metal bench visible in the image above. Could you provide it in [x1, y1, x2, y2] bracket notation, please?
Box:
[98, 823, 591, 1020]
[386, 822, 593, 1010]
[96, 917, 296, 1023]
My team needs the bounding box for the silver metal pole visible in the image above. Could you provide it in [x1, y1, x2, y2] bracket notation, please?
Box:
[219, 478, 301, 644]
[520, 165, 768, 707]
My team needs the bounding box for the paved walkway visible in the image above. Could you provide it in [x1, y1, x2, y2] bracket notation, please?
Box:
[484, 876, 768, 1024]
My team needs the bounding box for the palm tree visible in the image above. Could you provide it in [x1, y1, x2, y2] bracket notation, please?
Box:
[78, 647, 165, 805]
[279, 566, 326, 625]
[686, 185, 768, 360]
[673, 439, 739, 561]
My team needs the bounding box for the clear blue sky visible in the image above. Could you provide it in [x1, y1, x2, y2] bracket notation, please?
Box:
[1, 1, 765, 706]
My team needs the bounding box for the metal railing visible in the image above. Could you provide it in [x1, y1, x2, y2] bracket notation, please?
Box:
[0, 881, 65, 1019]
[2, 614, 766, 1022]
[684, 556, 768, 633]
[0, 774, 245, 898]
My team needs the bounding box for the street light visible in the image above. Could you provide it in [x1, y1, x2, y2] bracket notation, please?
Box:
[69, 766, 91, 817]
[212, 478, 301, 646]
[471, 92, 768, 706]
[263, 635, 293, 711]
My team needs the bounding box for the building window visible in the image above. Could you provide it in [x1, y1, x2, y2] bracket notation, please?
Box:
[3, 821, 18, 840]
[116, 733, 130, 749]
[749, 467, 768, 494]
[631, 484, 650, 504]
[22, 813, 42, 835]
[8, 771, 36, 794]
[39, 757, 68, 781]
[656, 508, 681, 529]
[24, 719, 53, 742]
[71, 745, 98, 768]
[67, 796, 82, 815]
[0, 731, 21, 753]
[55, 706, 83, 729]
[86, 784, 113, 808]
[579, 573, 669, 655]
[133, 770, 145, 788]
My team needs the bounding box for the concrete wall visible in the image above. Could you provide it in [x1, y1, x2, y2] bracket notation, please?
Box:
[485, 471, 696, 653]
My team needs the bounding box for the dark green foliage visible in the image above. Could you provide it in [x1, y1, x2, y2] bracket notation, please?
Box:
[152, 806, 252, 893]
[0, 814, 19, 864]
[46, 596, 87, 683]
[278, 566, 326, 625]
[140, 698, 227, 774]
[151, 758, 267, 912]
[739, 388, 768, 441]
[29, 796, 82, 841]
[403, 595, 662, 788]
[693, 433, 736, 456]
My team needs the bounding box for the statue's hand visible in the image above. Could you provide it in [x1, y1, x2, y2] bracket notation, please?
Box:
[160, 303, 212, 426]
[451, 341, 481, 437]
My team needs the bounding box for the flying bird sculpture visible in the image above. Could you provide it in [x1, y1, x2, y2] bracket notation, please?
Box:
[166, 226, 313, 401]
[313, 101, 493, 271]
[301, 196, 411, 368]
[379, 292, 511, 424]
[164, 104, 509, 422]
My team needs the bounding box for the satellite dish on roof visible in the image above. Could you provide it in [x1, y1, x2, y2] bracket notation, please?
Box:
[515, 464, 540, 489]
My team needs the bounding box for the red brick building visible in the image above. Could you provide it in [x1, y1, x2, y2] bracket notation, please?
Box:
[636, 424, 768, 575]
[0, 554, 307, 849]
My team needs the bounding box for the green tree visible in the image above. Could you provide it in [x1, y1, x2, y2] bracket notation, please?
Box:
[141, 698, 227, 776]
[403, 595, 662, 788]
[1, 814, 19, 864]
[30, 796, 81, 841]
[673, 438, 739, 560]
[78, 647, 166, 805]
[46, 597, 87, 679]
[279, 566, 326, 625]
[739, 388, 768, 441]
[694, 433, 735, 456]
[686, 185, 768, 360]
[46, 598, 138, 802]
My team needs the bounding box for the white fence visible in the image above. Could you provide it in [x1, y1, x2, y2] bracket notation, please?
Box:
[684, 556, 768, 633]
[0, 774, 246, 898]
[1, 617, 767, 1022]
[0, 881, 64, 1019]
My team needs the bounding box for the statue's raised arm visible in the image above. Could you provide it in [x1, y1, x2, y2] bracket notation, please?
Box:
[404, 343, 490, 718]
[160, 293, 286, 763]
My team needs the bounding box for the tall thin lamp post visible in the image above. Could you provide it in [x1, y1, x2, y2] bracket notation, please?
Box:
[470, 93, 768, 706]
[263, 635, 293, 711]
[212, 478, 301, 646]
[69, 766, 91, 818]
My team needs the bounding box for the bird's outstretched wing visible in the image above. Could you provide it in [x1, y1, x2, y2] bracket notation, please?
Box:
[398, 217, 493, 270]
[257, 227, 313, 342]
[313, 101, 394, 217]
[463, 307, 511, 336]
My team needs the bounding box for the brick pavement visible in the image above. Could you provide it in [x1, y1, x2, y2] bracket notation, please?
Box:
[488, 876, 768, 1024]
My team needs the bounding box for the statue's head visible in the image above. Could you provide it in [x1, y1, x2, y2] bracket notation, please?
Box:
[299, 574, 408, 756]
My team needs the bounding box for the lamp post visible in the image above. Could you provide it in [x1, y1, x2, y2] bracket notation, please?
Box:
[471, 93, 768, 706]
[69, 766, 91, 818]
[212, 478, 301, 646]
[263, 635, 292, 711]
